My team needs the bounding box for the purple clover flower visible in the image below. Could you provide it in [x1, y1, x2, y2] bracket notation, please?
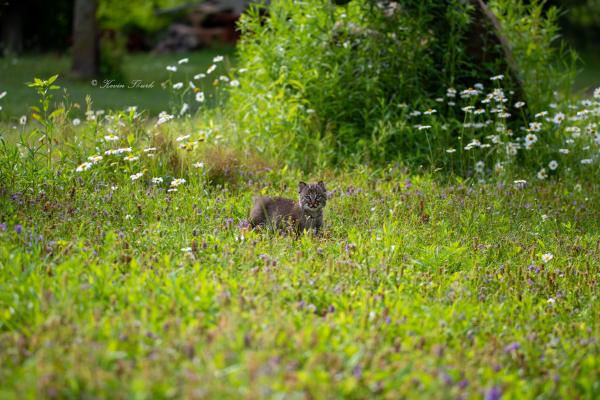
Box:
[504, 342, 520, 353]
[485, 386, 502, 400]
[14, 224, 22, 234]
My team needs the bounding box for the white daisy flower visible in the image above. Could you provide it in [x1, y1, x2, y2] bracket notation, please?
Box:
[143, 147, 157, 153]
[213, 55, 224, 63]
[594, 87, 600, 99]
[195, 92, 205, 103]
[178, 58, 189, 64]
[537, 168, 547, 180]
[124, 154, 139, 162]
[207, 64, 217, 74]
[514, 101, 526, 109]
[152, 177, 163, 184]
[172, 82, 184, 90]
[0, 91, 6, 99]
[194, 73, 206, 80]
[580, 159, 592, 165]
[130, 172, 144, 181]
[541, 253, 553, 263]
[170, 178, 186, 187]
[176, 134, 191, 142]
[87, 155, 103, 163]
[19, 115, 27, 125]
[104, 134, 119, 142]
[528, 122, 542, 132]
[535, 111, 548, 118]
[490, 74, 504, 81]
[423, 109, 436, 115]
[548, 160, 558, 170]
[76, 162, 93, 172]
[157, 111, 174, 125]
[552, 112, 565, 124]
[475, 160, 485, 173]
[166, 65, 177, 72]
[180, 103, 189, 116]
[230, 80, 240, 87]
[193, 162, 204, 168]
[72, 118, 81, 126]
[446, 148, 456, 153]
[559, 148, 569, 154]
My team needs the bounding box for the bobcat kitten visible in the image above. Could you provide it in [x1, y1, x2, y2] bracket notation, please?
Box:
[250, 181, 327, 234]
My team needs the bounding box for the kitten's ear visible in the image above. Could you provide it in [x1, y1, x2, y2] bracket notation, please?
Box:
[298, 181, 307, 192]
[317, 181, 326, 191]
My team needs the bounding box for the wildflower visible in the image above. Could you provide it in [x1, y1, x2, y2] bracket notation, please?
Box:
[195, 92, 205, 103]
[130, 172, 144, 181]
[193, 162, 204, 168]
[178, 58, 189, 64]
[14, 224, 22, 235]
[464, 139, 481, 150]
[474, 109, 485, 115]
[125, 214, 133, 220]
[409, 110, 422, 117]
[19, 115, 27, 125]
[506, 142, 519, 156]
[166, 65, 177, 72]
[475, 160, 485, 173]
[580, 159, 592, 165]
[548, 160, 558, 170]
[446, 148, 456, 153]
[594, 87, 600, 99]
[462, 106, 475, 113]
[485, 386, 502, 400]
[172, 82, 183, 90]
[189, 81, 196, 89]
[167, 188, 178, 193]
[213, 55, 224, 63]
[180, 103, 189, 116]
[514, 179, 527, 188]
[124, 154, 139, 162]
[207, 64, 217, 74]
[76, 162, 93, 172]
[219, 75, 229, 82]
[514, 101, 526, 109]
[535, 111, 548, 118]
[424, 109, 436, 115]
[447, 101, 456, 106]
[547, 297, 556, 304]
[460, 88, 479, 98]
[498, 112, 511, 119]
[171, 178, 186, 187]
[541, 253, 553, 263]
[152, 177, 163, 184]
[528, 122, 542, 132]
[87, 155, 103, 163]
[414, 124, 431, 130]
[566, 126, 581, 137]
[194, 73, 206, 80]
[72, 118, 81, 126]
[181, 247, 192, 252]
[446, 88, 456, 98]
[435, 97, 444, 102]
[176, 134, 191, 142]
[559, 148, 569, 154]
[0, 91, 6, 99]
[230, 79, 240, 87]
[143, 147, 157, 153]
[157, 111, 174, 125]
[494, 163, 504, 174]
[474, 83, 484, 91]
[504, 342, 520, 353]
[552, 112, 565, 124]
[525, 133, 538, 146]
[490, 74, 504, 81]
[104, 134, 119, 142]
[537, 168, 547, 180]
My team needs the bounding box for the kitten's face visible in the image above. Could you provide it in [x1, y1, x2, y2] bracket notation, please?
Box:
[299, 181, 327, 211]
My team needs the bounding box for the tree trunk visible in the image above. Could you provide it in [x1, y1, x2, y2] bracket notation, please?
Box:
[71, 0, 99, 79]
[1, 3, 24, 56]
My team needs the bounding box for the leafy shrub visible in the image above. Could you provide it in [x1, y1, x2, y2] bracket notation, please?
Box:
[229, 0, 577, 167]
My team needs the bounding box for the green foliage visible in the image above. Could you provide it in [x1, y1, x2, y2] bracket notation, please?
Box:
[229, 0, 577, 167]
[99, 34, 127, 81]
[98, 0, 189, 32]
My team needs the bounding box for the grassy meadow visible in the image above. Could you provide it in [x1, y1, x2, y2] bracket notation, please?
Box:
[1, 1, 600, 398]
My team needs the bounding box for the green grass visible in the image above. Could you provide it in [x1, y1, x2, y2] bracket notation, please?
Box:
[0, 109, 598, 398]
[0, 47, 236, 120]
